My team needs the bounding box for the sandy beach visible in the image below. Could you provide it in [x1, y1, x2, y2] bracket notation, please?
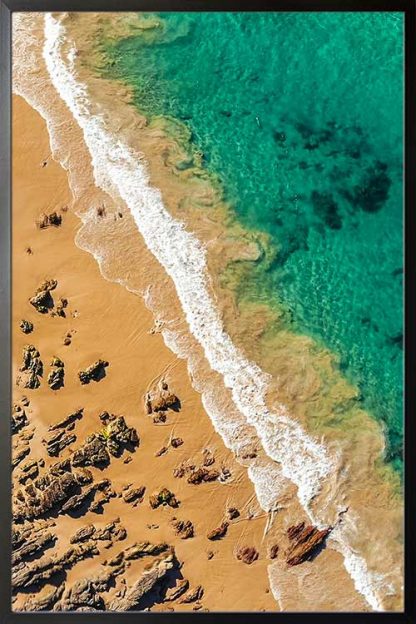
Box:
[10, 10, 404, 613]
[12, 94, 279, 612]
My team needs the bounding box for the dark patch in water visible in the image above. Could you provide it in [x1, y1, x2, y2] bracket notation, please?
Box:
[311, 191, 342, 230]
[387, 332, 403, 349]
[273, 130, 286, 144]
[343, 161, 391, 213]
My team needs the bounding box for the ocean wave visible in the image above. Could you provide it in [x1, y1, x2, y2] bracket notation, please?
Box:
[40, 12, 389, 611]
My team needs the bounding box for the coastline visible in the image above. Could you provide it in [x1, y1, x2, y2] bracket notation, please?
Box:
[11, 11, 403, 612]
[12, 93, 282, 612]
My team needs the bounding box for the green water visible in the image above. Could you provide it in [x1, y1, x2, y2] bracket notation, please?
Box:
[104, 12, 404, 471]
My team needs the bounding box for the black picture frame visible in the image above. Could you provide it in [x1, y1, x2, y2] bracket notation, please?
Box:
[0, 1, 414, 622]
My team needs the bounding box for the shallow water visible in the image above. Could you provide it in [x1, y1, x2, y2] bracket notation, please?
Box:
[105, 12, 404, 472]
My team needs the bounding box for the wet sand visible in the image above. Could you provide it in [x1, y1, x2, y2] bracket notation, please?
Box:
[12, 94, 279, 612]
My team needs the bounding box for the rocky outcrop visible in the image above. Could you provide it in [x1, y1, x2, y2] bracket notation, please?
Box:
[179, 585, 204, 604]
[108, 552, 177, 611]
[70, 520, 127, 546]
[22, 584, 64, 611]
[18, 345, 43, 389]
[145, 382, 180, 413]
[78, 359, 109, 385]
[47, 357, 64, 390]
[123, 486, 146, 505]
[149, 488, 179, 509]
[43, 429, 76, 457]
[72, 435, 110, 468]
[171, 437, 183, 449]
[29, 280, 57, 314]
[207, 522, 228, 541]
[37, 211, 62, 229]
[285, 522, 331, 566]
[60, 479, 111, 514]
[227, 507, 240, 520]
[12, 542, 99, 590]
[12, 404, 28, 434]
[12, 531, 56, 565]
[124, 542, 169, 561]
[172, 519, 194, 539]
[48, 408, 83, 431]
[98, 415, 139, 457]
[165, 578, 189, 601]
[19, 319, 33, 334]
[269, 544, 279, 560]
[13, 471, 78, 522]
[236, 546, 259, 565]
[187, 467, 220, 485]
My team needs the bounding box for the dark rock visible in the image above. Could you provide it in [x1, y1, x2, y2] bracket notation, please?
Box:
[155, 446, 168, 457]
[12, 531, 56, 565]
[172, 519, 194, 539]
[49, 408, 83, 431]
[19, 345, 43, 389]
[165, 578, 189, 601]
[29, 290, 53, 314]
[72, 435, 110, 468]
[44, 430, 76, 457]
[124, 542, 170, 561]
[48, 366, 64, 390]
[187, 467, 220, 485]
[123, 486, 146, 505]
[37, 211, 62, 228]
[13, 471, 78, 522]
[171, 437, 183, 449]
[151, 392, 180, 412]
[227, 507, 240, 520]
[61, 479, 110, 514]
[149, 488, 179, 509]
[20, 320, 34, 334]
[207, 522, 228, 541]
[70, 524, 96, 544]
[236, 546, 259, 565]
[153, 412, 166, 424]
[12, 542, 98, 590]
[285, 523, 331, 566]
[12, 405, 27, 434]
[78, 359, 109, 385]
[98, 416, 139, 457]
[109, 552, 177, 611]
[179, 585, 204, 604]
[269, 544, 279, 559]
[23, 584, 64, 611]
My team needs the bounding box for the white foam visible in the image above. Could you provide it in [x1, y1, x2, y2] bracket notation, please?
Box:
[40, 13, 386, 611]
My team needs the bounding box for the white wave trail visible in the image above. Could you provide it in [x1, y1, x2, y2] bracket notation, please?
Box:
[42, 13, 383, 611]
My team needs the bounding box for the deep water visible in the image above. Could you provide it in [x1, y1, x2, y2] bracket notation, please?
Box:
[104, 12, 404, 471]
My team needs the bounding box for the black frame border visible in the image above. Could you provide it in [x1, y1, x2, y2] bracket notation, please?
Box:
[0, 1, 415, 622]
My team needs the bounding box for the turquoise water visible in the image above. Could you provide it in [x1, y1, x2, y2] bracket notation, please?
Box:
[104, 12, 404, 471]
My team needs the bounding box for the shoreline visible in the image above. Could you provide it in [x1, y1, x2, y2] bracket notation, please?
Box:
[12, 93, 282, 612]
[11, 12, 404, 612]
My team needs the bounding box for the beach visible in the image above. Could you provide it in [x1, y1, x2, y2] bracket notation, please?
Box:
[12, 94, 284, 612]
[11, 12, 404, 612]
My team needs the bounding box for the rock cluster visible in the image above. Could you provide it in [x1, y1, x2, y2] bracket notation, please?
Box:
[187, 467, 220, 485]
[78, 359, 109, 384]
[29, 280, 57, 314]
[19, 344, 43, 389]
[12, 403, 28, 434]
[207, 522, 228, 541]
[172, 519, 194, 539]
[37, 211, 62, 228]
[47, 359, 65, 390]
[145, 382, 180, 414]
[149, 488, 179, 509]
[285, 522, 331, 566]
[236, 546, 259, 565]
[109, 551, 178, 611]
[19, 319, 33, 334]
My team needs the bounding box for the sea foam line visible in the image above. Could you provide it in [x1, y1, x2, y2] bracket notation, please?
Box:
[42, 13, 383, 611]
